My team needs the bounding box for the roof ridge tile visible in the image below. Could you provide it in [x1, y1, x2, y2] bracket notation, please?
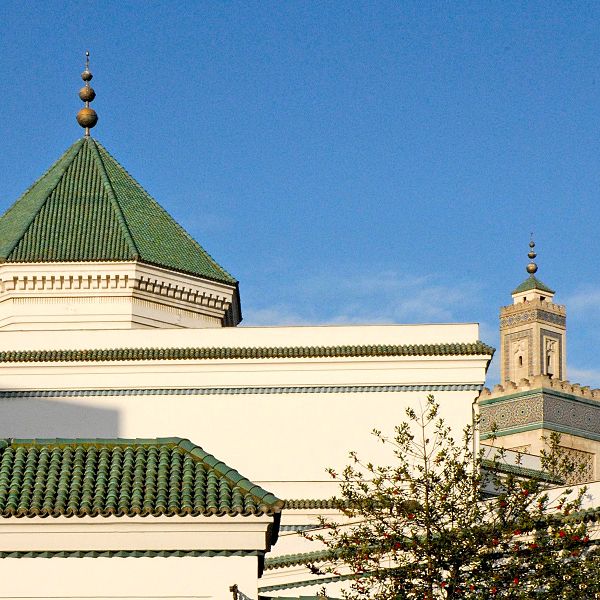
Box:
[87, 138, 139, 257]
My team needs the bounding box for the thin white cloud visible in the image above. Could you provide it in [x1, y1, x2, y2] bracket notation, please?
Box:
[241, 306, 311, 326]
[243, 268, 482, 326]
[567, 367, 600, 389]
[563, 288, 600, 316]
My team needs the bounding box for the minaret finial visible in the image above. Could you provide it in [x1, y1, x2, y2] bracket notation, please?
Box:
[526, 234, 538, 275]
[76, 50, 98, 137]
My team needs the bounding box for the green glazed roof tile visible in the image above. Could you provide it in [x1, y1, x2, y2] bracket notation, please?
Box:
[0, 341, 495, 364]
[512, 276, 555, 295]
[0, 138, 236, 285]
[481, 459, 561, 484]
[264, 549, 334, 570]
[0, 437, 282, 518]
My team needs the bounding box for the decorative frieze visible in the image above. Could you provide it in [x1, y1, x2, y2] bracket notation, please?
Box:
[0, 261, 238, 329]
[0, 382, 484, 398]
[480, 394, 544, 433]
[479, 378, 600, 439]
[500, 309, 566, 330]
[500, 298, 566, 317]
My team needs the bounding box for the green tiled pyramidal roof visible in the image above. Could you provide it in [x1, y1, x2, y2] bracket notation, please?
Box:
[512, 275, 555, 295]
[0, 437, 282, 518]
[0, 138, 236, 284]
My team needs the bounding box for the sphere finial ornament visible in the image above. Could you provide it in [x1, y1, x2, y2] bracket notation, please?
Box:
[77, 51, 97, 136]
[77, 107, 98, 128]
[526, 235, 538, 275]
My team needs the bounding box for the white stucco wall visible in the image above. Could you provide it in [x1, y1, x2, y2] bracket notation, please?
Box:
[0, 555, 257, 600]
[0, 322, 491, 598]
[0, 323, 489, 481]
[0, 390, 478, 481]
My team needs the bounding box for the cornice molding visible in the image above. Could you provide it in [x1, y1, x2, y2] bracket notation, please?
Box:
[0, 261, 239, 328]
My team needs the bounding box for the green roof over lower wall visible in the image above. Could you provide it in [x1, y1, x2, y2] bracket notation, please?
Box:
[0, 437, 282, 518]
[0, 137, 236, 285]
[512, 275, 555, 295]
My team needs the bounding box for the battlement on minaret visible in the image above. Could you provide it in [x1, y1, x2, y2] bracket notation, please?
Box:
[480, 374, 600, 402]
[499, 298, 566, 330]
[478, 375, 600, 483]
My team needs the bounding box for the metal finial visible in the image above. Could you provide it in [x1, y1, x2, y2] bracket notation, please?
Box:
[526, 235, 538, 275]
[76, 50, 98, 137]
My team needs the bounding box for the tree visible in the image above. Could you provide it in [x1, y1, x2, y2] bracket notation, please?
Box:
[304, 396, 600, 599]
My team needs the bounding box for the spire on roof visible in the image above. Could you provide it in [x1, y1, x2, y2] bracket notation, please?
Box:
[76, 51, 98, 137]
[526, 235, 538, 275]
[511, 237, 555, 296]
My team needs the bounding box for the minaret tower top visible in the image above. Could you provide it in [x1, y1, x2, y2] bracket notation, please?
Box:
[510, 237, 555, 304]
[499, 239, 566, 383]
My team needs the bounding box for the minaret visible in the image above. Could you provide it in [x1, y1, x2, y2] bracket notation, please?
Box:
[480, 240, 600, 483]
[76, 51, 98, 136]
[499, 239, 566, 383]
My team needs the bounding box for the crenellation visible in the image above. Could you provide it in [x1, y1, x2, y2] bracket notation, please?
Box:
[480, 375, 600, 403]
[500, 298, 566, 316]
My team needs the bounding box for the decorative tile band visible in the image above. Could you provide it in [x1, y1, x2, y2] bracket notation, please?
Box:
[283, 499, 341, 510]
[278, 524, 321, 532]
[0, 342, 494, 364]
[480, 392, 600, 439]
[480, 394, 544, 432]
[0, 549, 263, 559]
[500, 309, 566, 329]
[0, 383, 483, 399]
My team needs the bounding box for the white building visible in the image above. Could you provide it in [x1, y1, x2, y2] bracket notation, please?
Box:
[0, 60, 494, 599]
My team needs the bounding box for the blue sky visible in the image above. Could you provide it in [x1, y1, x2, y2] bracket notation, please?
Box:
[0, 2, 599, 386]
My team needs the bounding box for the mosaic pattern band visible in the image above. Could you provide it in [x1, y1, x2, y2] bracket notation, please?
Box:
[500, 309, 566, 329]
[480, 392, 600, 438]
[0, 383, 483, 399]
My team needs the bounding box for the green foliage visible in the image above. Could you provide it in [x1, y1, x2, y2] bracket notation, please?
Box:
[304, 396, 600, 599]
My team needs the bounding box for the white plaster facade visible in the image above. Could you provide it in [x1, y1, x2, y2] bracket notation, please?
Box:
[0, 261, 240, 330]
[0, 555, 259, 600]
[0, 321, 491, 599]
[0, 323, 490, 482]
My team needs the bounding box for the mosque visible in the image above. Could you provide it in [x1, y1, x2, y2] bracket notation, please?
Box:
[0, 56, 597, 600]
